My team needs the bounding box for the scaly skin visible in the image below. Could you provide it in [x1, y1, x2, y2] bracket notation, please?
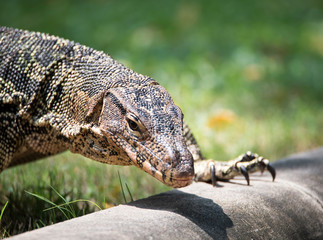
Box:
[0, 27, 275, 188]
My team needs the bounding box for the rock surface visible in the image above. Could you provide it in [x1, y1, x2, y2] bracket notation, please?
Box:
[10, 148, 323, 240]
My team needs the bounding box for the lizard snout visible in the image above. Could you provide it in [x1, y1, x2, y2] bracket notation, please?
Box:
[164, 147, 194, 187]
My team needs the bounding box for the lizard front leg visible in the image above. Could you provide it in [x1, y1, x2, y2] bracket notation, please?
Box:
[194, 151, 276, 186]
[183, 122, 276, 186]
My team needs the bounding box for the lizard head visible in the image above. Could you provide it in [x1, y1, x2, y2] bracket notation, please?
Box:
[93, 81, 194, 188]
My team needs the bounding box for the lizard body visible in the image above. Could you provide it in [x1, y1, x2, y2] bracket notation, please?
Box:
[0, 27, 275, 188]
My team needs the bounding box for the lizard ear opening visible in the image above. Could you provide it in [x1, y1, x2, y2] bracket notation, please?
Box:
[86, 90, 126, 128]
[97, 90, 128, 130]
[85, 91, 105, 125]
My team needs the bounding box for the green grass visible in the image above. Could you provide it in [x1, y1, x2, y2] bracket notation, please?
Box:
[0, 201, 8, 238]
[1, 0, 323, 237]
[25, 186, 103, 219]
[0, 154, 171, 237]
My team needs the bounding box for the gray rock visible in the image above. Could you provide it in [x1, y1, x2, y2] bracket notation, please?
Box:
[9, 148, 323, 240]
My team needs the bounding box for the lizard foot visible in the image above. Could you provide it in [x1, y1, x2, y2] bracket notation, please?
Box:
[194, 151, 276, 186]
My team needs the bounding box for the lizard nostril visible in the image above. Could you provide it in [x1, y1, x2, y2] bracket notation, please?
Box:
[173, 150, 181, 164]
[164, 149, 182, 166]
[165, 148, 194, 179]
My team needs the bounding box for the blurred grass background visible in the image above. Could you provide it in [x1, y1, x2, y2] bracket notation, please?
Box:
[1, 0, 323, 236]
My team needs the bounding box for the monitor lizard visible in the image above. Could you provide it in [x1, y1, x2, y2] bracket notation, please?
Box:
[0, 27, 275, 188]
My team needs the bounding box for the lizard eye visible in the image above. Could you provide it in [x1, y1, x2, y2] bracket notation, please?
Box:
[127, 118, 139, 131]
[126, 114, 141, 135]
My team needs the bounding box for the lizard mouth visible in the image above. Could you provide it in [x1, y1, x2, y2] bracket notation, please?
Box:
[170, 178, 194, 188]
[142, 161, 194, 188]
[139, 162, 193, 188]
[137, 141, 194, 188]
[119, 137, 194, 188]
[149, 163, 194, 188]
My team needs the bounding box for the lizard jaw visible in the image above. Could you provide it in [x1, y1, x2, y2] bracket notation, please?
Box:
[88, 128, 194, 187]
[117, 137, 194, 188]
[139, 159, 194, 188]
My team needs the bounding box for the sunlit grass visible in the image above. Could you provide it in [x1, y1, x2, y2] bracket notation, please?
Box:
[0, 201, 9, 238]
[0, 155, 171, 236]
[25, 186, 102, 219]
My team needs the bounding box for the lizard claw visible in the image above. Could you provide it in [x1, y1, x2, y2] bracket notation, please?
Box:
[194, 152, 276, 186]
[210, 163, 216, 187]
[239, 165, 250, 185]
[260, 158, 276, 181]
[266, 163, 276, 181]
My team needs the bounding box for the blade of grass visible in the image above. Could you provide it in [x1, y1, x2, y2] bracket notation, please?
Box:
[125, 183, 134, 202]
[0, 201, 9, 238]
[43, 199, 102, 212]
[0, 201, 8, 223]
[25, 191, 71, 220]
[36, 219, 47, 229]
[1, 229, 9, 239]
[49, 186, 76, 218]
[118, 171, 127, 203]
